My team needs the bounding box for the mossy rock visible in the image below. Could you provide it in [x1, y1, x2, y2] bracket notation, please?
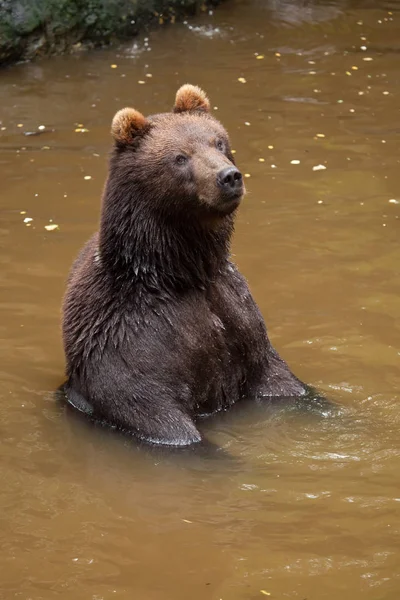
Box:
[0, 0, 219, 65]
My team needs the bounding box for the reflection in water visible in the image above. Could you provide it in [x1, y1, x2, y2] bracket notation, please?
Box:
[0, 0, 400, 598]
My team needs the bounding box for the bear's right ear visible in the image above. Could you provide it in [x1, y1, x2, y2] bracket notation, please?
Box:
[111, 107, 151, 146]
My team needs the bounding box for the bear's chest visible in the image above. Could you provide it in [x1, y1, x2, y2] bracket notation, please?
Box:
[207, 265, 265, 346]
[181, 266, 268, 412]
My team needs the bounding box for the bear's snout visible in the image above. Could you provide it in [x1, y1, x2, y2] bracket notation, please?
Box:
[217, 166, 243, 199]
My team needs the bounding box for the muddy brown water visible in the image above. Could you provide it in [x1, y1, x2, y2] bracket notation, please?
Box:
[1, 0, 400, 598]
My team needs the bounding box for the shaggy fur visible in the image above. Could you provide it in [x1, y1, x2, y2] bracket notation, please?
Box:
[62, 84, 307, 446]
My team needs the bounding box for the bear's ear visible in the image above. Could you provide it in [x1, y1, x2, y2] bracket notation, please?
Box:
[173, 84, 210, 114]
[111, 107, 151, 146]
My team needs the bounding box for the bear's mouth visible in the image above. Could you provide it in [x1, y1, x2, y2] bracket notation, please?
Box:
[216, 191, 243, 215]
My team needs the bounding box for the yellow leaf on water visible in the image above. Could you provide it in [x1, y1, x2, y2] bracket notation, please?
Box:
[260, 591, 271, 596]
[45, 224, 59, 231]
[111, 64, 118, 68]
[238, 77, 247, 83]
[256, 55, 264, 60]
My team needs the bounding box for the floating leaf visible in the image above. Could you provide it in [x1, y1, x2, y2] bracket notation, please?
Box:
[45, 224, 59, 231]
[238, 77, 247, 83]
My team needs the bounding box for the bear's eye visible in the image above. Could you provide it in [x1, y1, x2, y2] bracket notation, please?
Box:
[216, 140, 225, 152]
[175, 154, 188, 165]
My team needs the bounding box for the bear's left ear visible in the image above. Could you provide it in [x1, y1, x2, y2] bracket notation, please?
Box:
[111, 107, 151, 146]
[173, 84, 211, 114]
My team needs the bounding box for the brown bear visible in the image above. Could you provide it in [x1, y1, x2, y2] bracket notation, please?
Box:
[62, 84, 307, 446]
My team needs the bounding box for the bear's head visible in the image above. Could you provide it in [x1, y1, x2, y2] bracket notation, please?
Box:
[109, 84, 245, 219]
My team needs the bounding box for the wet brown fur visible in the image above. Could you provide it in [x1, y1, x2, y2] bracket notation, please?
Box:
[62, 84, 307, 446]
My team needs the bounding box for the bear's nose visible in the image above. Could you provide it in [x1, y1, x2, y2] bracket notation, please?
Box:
[217, 167, 243, 193]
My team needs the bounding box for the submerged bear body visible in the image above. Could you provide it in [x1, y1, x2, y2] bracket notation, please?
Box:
[62, 85, 306, 446]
